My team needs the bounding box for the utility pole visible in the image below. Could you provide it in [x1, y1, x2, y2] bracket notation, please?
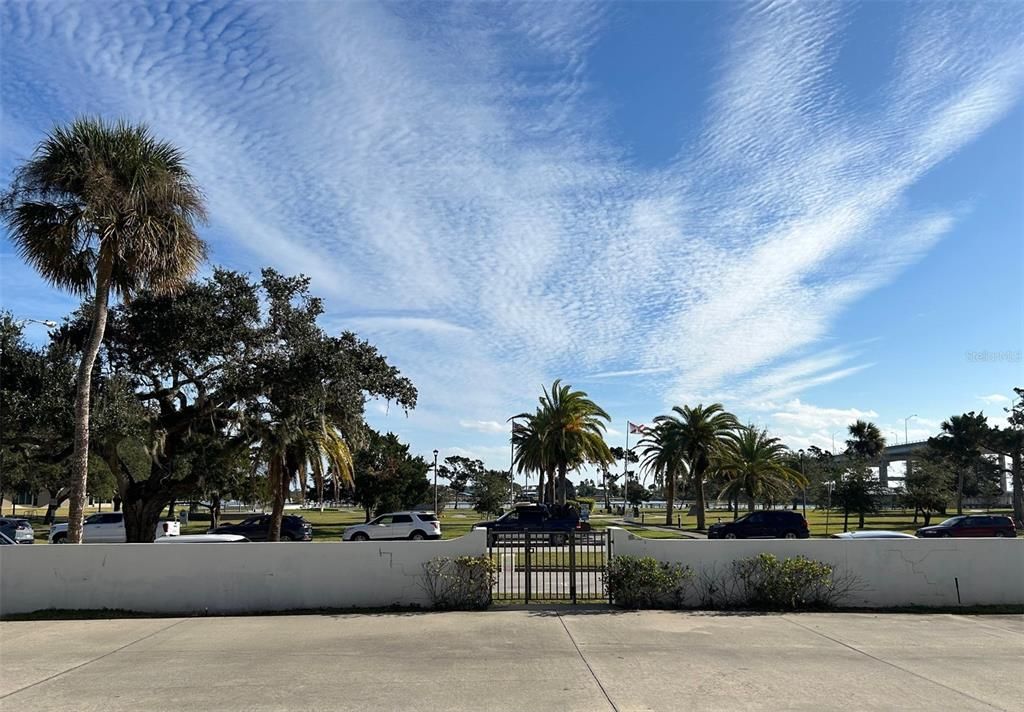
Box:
[904, 414, 917, 445]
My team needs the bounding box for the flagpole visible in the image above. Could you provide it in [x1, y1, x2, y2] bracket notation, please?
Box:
[624, 421, 629, 516]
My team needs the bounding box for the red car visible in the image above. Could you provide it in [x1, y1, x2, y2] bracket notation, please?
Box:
[916, 515, 1017, 538]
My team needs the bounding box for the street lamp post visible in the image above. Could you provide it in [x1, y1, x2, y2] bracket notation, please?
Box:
[432, 449, 439, 514]
[15, 318, 58, 329]
[904, 414, 917, 445]
[825, 481, 834, 536]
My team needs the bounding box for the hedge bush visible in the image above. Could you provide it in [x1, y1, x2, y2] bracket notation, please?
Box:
[420, 555, 497, 610]
[605, 555, 692, 608]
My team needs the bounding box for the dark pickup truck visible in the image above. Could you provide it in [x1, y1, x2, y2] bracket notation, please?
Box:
[476, 503, 589, 546]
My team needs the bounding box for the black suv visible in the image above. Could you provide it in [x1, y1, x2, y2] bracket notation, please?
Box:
[476, 503, 588, 546]
[707, 510, 810, 539]
[209, 514, 313, 541]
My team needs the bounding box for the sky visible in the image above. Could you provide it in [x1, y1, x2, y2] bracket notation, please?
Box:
[2, 1, 1023, 483]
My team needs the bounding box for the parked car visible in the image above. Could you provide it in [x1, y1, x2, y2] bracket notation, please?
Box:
[208, 514, 313, 541]
[0, 531, 16, 545]
[476, 503, 588, 546]
[49, 512, 180, 543]
[832, 530, 917, 539]
[153, 534, 249, 543]
[0, 517, 35, 544]
[343, 511, 441, 541]
[707, 510, 810, 539]
[916, 515, 1017, 538]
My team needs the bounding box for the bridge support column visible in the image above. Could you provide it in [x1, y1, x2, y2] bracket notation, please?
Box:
[878, 459, 889, 488]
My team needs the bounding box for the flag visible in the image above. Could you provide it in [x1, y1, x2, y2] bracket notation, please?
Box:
[628, 421, 647, 435]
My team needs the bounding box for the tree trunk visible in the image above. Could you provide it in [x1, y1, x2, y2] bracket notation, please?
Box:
[210, 492, 222, 530]
[747, 495, 755, 513]
[664, 470, 675, 526]
[547, 466, 555, 504]
[695, 467, 707, 530]
[956, 468, 964, 514]
[858, 511, 865, 529]
[843, 509, 850, 532]
[1011, 451, 1023, 527]
[113, 495, 122, 511]
[268, 455, 294, 542]
[167, 499, 176, 519]
[124, 496, 172, 543]
[66, 250, 115, 543]
[556, 463, 567, 505]
[923, 511, 932, 526]
[536, 469, 545, 504]
[912, 507, 919, 524]
[44, 501, 60, 525]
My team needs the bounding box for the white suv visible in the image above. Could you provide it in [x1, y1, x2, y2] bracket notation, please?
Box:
[49, 512, 180, 543]
[342, 511, 441, 541]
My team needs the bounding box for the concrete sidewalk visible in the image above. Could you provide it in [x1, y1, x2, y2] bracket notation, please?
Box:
[1, 611, 1021, 711]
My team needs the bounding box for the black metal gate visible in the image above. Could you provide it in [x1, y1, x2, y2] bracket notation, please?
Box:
[489, 529, 610, 604]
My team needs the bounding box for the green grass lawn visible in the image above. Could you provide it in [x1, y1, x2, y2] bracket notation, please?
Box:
[512, 550, 606, 571]
[12, 503, 1017, 543]
[622, 506, 1020, 537]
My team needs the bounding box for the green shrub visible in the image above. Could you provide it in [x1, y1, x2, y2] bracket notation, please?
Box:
[420, 555, 497, 610]
[731, 553, 837, 610]
[605, 555, 692, 609]
[572, 497, 597, 513]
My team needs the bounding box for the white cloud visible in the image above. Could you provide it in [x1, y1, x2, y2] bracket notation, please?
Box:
[771, 400, 880, 432]
[458, 420, 508, 434]
[1, 1, 1021, 465]
[979, 394, 1010, 404]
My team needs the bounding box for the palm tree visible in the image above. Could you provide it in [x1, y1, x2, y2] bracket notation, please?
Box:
[930, 411, 990, 515]
[638, 421, 687, 525]
[845, 420, 886, 459]
[1, 118, 206, 543]
[538, 380, 613, 505]
[258, 414, 354, 541]
[514, 381, 612, 506]
[644, 404, 738, 528]
[716, 427, 807, 513]
[510, 412, 552, 503]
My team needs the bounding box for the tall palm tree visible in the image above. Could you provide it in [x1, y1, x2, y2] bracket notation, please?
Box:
[510, 412, 552, 503]
[538, 380, 613, 505]
[644, 404, 738, 528]
[845, 420, 886, 459]
[1, 118, 206, 543]
[716, 427, 807, 513]
[638, 421, 688, 525]
[514, 380, 612, 506]
[930, 411, 990, 515]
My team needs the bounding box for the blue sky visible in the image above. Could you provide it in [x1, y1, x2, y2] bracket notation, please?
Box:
[2, 1, 1022, 480]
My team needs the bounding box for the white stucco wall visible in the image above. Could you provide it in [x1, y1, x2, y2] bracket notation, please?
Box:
[608, 528, 1024, 608]
[0, 530, 488, 616]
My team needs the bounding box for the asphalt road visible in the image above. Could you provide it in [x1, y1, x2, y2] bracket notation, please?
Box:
[1, 611, 1021, 711]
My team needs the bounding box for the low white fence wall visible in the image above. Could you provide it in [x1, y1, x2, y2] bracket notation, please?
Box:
[608, 528, 1024, 608]
[0, 530, 488, 616]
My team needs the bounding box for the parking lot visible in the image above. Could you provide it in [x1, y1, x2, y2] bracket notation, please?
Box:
[1, 610, 1020, 711]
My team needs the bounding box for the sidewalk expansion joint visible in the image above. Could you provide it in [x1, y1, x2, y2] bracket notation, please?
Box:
[0, 618, 189, 700]
[782, 615, 1007, 711]
[556, 611, 618, 712]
